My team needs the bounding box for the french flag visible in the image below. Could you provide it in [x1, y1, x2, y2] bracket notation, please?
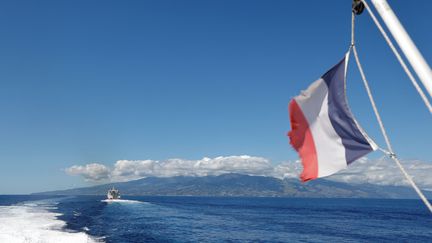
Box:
[288, 52, 377, 182]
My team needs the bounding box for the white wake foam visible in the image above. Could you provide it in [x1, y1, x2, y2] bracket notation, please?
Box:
[101, 199, 144, 204]
[0, 200, 101, 243]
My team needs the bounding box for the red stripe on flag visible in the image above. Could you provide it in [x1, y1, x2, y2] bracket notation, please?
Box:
[288, 99, 318, 182]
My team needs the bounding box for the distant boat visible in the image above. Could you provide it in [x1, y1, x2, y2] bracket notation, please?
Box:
[107, 187, 121, 200]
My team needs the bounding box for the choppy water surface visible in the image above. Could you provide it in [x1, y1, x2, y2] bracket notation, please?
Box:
[0, 195, 431, 242]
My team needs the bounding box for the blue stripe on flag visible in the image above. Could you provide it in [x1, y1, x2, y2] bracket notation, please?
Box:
[321, 57, 374, 164]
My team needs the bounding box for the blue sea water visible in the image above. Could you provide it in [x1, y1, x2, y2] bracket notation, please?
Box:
[0, 195, 431, 243]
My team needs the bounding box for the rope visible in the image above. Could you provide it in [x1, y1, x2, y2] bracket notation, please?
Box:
[351, 12, 432, 213]
[351, 13, 393, 152]
[361, 0, 432, 114]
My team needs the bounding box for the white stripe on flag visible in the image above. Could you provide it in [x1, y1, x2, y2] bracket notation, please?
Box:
[295, 79, 347, 178]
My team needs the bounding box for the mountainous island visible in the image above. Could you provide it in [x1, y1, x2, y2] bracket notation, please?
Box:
[36, 173, 431, 199]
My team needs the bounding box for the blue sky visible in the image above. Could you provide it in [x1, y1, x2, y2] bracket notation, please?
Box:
[0, 0, 431, 194]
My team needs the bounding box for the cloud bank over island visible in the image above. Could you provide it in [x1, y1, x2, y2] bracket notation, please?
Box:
[66, 156, 274, 182]
[66, 155, 432, 189]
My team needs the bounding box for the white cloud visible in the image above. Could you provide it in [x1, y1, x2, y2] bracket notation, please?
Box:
[65, 163, 111, 181]
[65, 155, 432, 190]
[110, 155, 273, 181]
[66, 155, 273, 182]
[272, 160, 303, 179]
[328, 157, 432, 190]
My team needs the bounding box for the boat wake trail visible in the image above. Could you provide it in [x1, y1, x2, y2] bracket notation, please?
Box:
[0, 200, 101, 243]
[101, 199, 147, 204]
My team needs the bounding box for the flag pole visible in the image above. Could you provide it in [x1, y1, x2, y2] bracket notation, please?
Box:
[369, 0, 432, 99]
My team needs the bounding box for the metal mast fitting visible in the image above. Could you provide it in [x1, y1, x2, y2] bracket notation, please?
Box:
[352, 0, 365, 15]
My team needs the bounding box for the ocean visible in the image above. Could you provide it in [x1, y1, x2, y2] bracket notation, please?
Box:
[0, 195, 430, 243]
